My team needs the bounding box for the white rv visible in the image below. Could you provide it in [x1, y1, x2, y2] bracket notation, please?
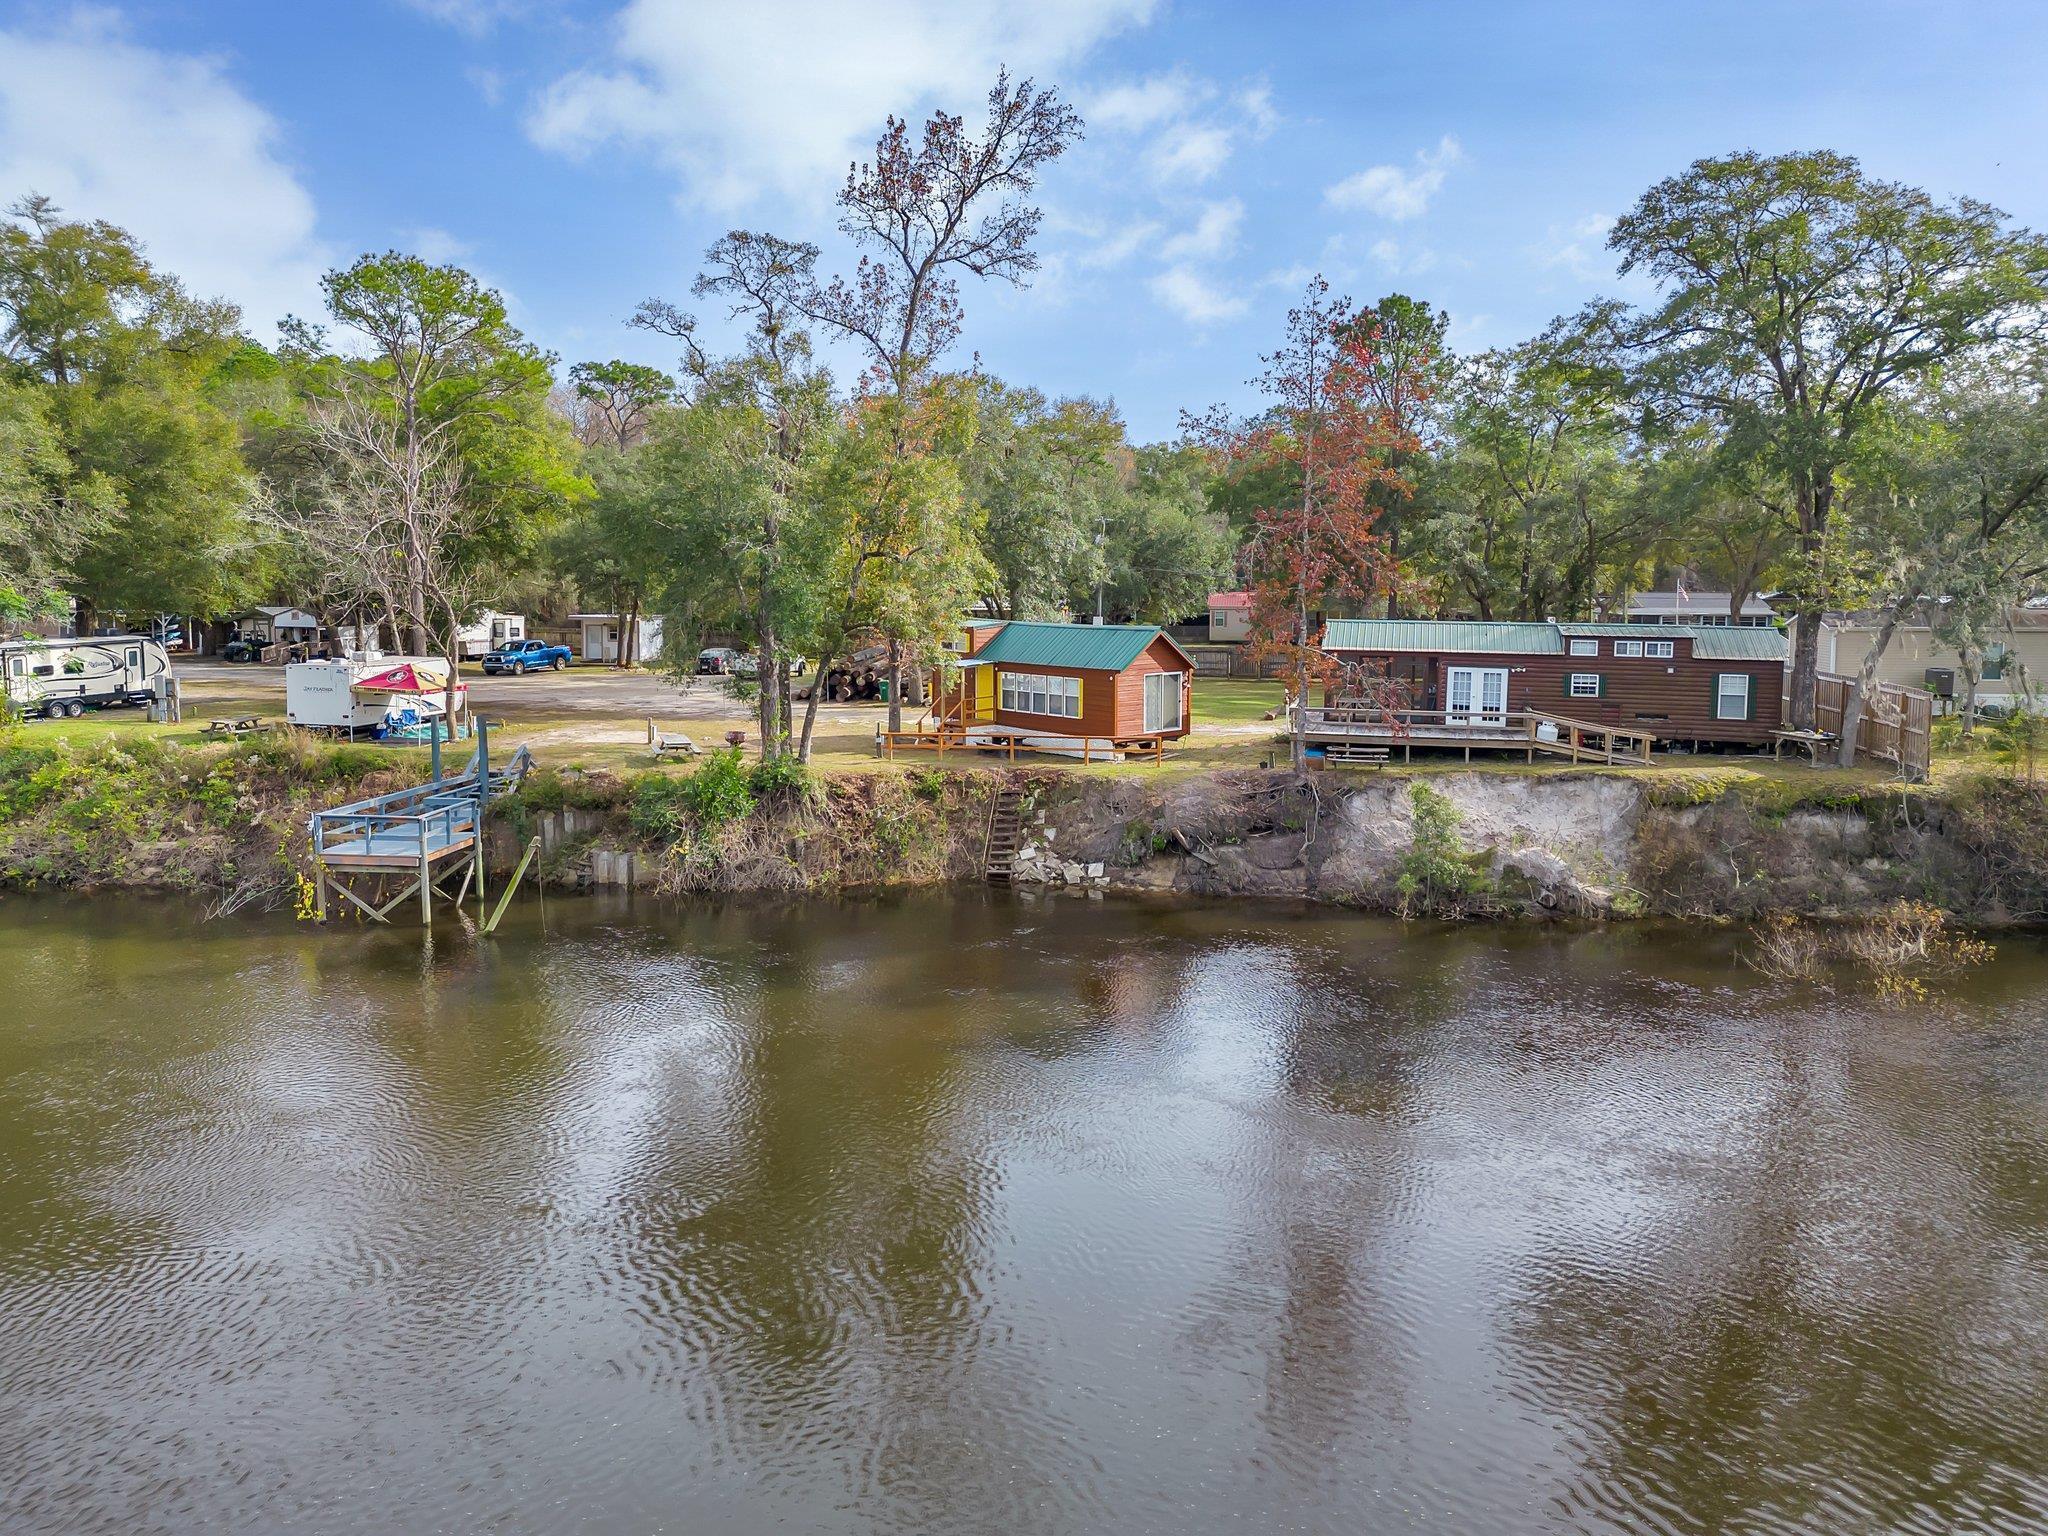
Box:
[456, 610, 527, 660]
[2, 635, 172, 718]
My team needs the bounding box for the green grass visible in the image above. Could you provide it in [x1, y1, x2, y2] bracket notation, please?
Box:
[1190, 677, 1287, 724]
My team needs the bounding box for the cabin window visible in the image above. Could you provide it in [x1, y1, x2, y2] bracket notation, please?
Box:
[1144, 670, 1184, 733]
[1613, 640, 1643, 657]
[1000, 671, 1081, 719]
[1984, 647, 2009, 681]
[1645, 640, 1675, 658]
[1715, 673, 1753, 719]
[1569, 638, 1599, 657]
[1568, 673, 1602, 699]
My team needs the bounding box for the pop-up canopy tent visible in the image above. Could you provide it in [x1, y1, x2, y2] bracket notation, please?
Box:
[352, 660, 453, 694]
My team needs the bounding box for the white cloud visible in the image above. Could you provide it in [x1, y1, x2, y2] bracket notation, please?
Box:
[1324, 134, 1464, 221]
[1085, 71, 1206, 132]
[1150, 265, 1245, 326]
[1366, 236, 1438, 276]
[1159, 199, 1242, 262]
[402, 0, 532, 34]
[1145, 122, 1234, 185]
[403, 226, 475, 264]
[1530, 212, 1614, 277]
[530, 0, 1157, 207]
[0, 12, 328, 335]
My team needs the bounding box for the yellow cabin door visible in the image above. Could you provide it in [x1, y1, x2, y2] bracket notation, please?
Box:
[974, 666, 995, 721]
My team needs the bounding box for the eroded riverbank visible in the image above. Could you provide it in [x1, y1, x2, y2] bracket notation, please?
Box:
[6, 728, 2048, 923]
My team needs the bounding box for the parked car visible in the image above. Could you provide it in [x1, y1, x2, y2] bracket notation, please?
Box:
[727, 653, 805, 679]
[481, 638, 572, 675]
[697, 647, 739, 675]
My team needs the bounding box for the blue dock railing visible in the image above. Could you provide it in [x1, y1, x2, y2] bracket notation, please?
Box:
[308, 733, 533, 922]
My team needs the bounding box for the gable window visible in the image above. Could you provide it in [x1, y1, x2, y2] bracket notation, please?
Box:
[1568, 673, 1602, 699]
[1715, 673, 1752, 720]
[1613, 640, 1643, 657]
[1645, 640, 1675, 659]
[1000, 671, 1081, 719]
[1569, 638, 1599, 657]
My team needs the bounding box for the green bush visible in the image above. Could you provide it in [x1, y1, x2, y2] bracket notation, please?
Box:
[1395, 783, 1494, 917]
[629, 775, 691, 840]
[748, 750, 819, 806]
[684, 748, 758, 827]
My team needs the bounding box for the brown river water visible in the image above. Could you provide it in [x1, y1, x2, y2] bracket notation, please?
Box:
[1, 892, 2046, 1534]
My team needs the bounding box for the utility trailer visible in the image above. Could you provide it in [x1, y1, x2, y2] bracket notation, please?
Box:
[2, 635, 172, 718]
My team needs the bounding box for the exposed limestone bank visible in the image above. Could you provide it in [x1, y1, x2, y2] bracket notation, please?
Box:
[503, 768, 2048, 925]
[3, 735, 2044, 923]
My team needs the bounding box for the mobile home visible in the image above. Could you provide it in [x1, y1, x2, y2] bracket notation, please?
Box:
[2, 635, 172, 718]
[1319, 619, 1788, 748]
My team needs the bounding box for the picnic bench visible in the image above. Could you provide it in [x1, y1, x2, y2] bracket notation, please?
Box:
[648, 718, 698, 758]
[206, 716, 266, 739]
[1771, 727, 1839, 766]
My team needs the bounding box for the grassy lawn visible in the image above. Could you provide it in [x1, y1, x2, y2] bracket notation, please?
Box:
[12, 666, 1993, 807]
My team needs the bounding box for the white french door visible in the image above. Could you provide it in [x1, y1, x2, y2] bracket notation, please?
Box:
[1444, 666, 1507, 723]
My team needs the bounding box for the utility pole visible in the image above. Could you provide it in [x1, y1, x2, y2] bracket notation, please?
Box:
[1094, 514, 1107, 625]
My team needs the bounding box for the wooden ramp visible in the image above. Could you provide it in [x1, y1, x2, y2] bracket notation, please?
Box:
[309, 739, 532, 925]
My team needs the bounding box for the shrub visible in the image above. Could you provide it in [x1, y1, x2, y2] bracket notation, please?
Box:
[629, 775, 691, 840]
[1395, 782, 1494, 917]
[748, 750, 819, 807]
[679, 748, 756, 829]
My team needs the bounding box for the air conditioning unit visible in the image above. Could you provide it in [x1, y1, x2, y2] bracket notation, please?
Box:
[1924, 667, 1955, 698]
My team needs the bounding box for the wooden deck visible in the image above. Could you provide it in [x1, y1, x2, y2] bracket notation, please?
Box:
[879, 719, 1166, 763]
[1297, 706, 1655, 766]
[308, 742, 532, 922]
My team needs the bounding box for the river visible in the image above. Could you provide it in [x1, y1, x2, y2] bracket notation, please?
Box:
[1, 892, 2045, 1534]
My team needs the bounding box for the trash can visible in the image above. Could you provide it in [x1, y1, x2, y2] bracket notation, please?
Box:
[878, 679, 891, 703]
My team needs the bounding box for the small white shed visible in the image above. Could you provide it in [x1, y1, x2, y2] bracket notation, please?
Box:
[574, 613, 664, 665]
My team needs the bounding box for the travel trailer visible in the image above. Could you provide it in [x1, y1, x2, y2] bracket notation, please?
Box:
[456, 610, 527, 660]
[2, 635, 172, 718]
[285, 656, 466, 739]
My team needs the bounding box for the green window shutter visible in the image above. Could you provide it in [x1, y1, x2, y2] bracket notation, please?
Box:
[1598, 674, 1608, 698]
[1746, 673, 1757, 720]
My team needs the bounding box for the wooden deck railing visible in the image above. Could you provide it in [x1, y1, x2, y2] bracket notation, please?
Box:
[879, 727, 1165, 764]
[1294, 705, 1653, 766]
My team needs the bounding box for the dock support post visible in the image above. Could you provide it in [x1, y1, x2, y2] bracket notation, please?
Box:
[419, 823, 432, 927]
[315, 865, 328, 923]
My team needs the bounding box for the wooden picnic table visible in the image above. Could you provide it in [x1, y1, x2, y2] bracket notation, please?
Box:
[1771, 727, 1838, 766]
[206, 715, 266, 738]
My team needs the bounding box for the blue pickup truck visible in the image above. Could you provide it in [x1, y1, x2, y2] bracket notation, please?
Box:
[481, 638, 572, 675]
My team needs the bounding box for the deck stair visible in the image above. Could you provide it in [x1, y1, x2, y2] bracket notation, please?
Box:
[984, 786, 1026, 883]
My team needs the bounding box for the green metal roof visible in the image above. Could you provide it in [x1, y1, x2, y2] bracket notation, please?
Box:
[969, 620, 1184, 672]
[1325, 617, 1788, 663]
[1687, 626, 1788, 661]
[1321, 620, 1563, 655]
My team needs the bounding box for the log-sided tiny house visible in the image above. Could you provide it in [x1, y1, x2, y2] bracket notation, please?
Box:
[925, 620, 1194, 759]
[1319, 620, 1788, 748]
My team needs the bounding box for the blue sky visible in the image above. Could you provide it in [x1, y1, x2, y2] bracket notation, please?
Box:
[4, 1, 2047, 439]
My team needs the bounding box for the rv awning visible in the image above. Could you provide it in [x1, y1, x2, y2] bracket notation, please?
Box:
[352, 661, 456, 693]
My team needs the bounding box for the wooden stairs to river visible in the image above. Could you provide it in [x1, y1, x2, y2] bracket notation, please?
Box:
[984, 786, 1026, 883]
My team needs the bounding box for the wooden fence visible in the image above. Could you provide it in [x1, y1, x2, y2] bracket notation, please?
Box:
[1807, 673, 1933, 781]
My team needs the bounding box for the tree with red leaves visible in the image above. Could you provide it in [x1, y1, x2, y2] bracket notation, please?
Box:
[1189, 277, 1412, 769]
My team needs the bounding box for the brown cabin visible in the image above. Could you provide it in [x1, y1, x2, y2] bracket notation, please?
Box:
[934, 619, 1195, 746]
[1320, 620, 1787, 747]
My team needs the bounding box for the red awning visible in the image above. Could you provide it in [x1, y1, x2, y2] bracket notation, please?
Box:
[352, 662, 459, 694]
